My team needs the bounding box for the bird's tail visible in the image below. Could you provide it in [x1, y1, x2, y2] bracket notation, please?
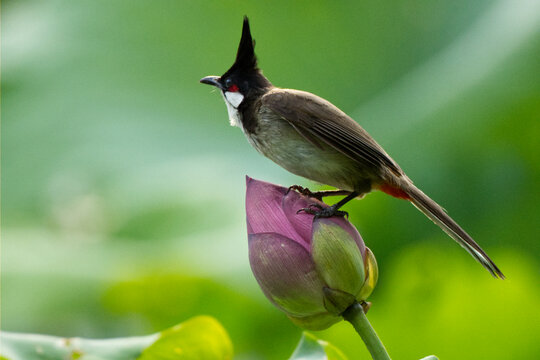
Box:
[397, 184, 504, 279]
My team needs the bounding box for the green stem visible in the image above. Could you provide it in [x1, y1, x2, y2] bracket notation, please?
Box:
[342, 302, 391, 360]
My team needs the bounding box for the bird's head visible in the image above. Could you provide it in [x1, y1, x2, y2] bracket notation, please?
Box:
[200, 17, 271, 114]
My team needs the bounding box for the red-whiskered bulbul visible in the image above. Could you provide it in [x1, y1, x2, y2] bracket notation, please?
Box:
[200, 17, 503, 278]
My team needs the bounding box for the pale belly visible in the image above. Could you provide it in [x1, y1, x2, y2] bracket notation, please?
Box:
[245, 116, 370, 191]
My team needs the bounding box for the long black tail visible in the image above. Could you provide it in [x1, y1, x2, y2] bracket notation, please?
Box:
[405, 184, 504, 279]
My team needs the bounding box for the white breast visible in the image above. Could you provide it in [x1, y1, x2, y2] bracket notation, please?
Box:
[225, 91, 244, 108]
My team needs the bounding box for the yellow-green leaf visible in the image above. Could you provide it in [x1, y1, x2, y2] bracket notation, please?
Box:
[138, 316, 233, 360]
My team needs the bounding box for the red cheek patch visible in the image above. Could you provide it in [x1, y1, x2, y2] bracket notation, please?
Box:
[228, 84, 239, 92]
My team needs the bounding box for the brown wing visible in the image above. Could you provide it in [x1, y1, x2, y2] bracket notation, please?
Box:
[261, 89, 402, 176]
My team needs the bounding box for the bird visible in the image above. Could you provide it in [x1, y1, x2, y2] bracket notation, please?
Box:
[200, 17, 504, 279]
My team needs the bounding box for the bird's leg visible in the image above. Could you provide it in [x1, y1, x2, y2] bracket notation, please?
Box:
[287, 185, 352, 201]
[297, 191, 360, 218]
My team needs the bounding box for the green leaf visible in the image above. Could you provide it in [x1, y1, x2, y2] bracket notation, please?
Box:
[0, 316, 232, 360]
[419, 356, 439, 360]
[138, 316, 233, 360]
[289, 332, 347, 360]
[0, 332, 156, 360]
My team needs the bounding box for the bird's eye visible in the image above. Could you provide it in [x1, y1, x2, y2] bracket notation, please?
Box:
[224, 78, 238, 92]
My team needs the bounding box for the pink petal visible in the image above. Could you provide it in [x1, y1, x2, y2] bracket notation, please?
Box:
[245, 177, 307, 249]
[248, 232, 327, 317]
[281, 189, 327, 247]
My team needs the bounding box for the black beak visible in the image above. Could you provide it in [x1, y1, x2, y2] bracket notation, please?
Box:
[200, 76, 224, 90]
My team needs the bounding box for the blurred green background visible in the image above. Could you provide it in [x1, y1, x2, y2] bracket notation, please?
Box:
[2, 0, 539, 359]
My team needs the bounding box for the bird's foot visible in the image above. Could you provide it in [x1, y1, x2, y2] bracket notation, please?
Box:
[296, 203, 348, 219]
[287, 185, 324, 201]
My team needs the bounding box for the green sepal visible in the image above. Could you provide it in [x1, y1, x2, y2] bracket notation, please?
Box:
[287, 312, 341, 331]
[322, 287, 356, 315]
[357, 247, 379, 301]
[311, 219, 365, 297]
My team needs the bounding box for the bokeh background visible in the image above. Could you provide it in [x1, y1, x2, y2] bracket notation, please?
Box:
[2, 1, 540, 359]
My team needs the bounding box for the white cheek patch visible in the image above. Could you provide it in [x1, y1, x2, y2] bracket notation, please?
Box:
[225, 91, 244, 108]
[221, 92, 242, 128]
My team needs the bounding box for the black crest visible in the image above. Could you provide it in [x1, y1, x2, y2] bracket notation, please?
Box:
[224, 16, 258, 75]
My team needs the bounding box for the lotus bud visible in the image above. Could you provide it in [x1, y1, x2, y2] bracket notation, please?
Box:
[246, 177, 378, 330]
